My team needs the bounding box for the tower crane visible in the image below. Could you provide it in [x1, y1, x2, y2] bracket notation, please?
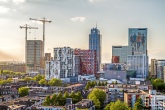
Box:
[29, 17, 52, 54]
[20, 24, 38, 64]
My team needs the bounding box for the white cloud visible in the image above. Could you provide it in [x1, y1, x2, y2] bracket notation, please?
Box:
[88, 0, 106, 3]
[0, 0, 8, 2]
[12, 0, 26, 4]
[70, 17, 86, 22]
[0, 6, 10, 14]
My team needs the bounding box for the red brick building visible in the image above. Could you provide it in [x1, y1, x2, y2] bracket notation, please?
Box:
[74, 49, 97, 75]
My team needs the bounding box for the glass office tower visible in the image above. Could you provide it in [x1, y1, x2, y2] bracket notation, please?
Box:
[89, 27, 102, 71]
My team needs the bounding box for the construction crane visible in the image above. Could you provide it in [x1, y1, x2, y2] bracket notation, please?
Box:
[20, 24, 38, 64]
[29, 17, 52, 55]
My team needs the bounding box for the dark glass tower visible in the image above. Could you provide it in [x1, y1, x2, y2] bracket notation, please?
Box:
[89, 27, 102, 71]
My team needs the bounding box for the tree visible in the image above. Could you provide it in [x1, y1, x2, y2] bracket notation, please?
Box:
[92, 96, 100, 109]
[48, 78, 62, 86]
[104, 103, 111, 110]
[18, 87, 29, 97]
[98, 81, 101, 86]
[133, 97, 143, 110]
[88, 88, 106, 107]
[110, 100, 129, 110]
[39, 79, 47, 85]
[34, 74, 44, 81]
[63, 91, 69, 98]
[24, 77, 33, 82]
[43, 95, 51, 105]
[51, 94, 57, 105]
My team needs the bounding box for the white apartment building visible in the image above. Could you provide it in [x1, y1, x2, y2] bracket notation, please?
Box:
[141, 90, 165, 110]
[127, 54, 148, 79]
[45, 47, 79, 82]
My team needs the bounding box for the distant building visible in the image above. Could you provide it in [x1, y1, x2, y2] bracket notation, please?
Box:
[151, 59, 165, 80]
[89, 27, 102, 71]
[112, 46, 132, 64]
[45, 53, 52, 61]
[127, 54, 148, 79]
[74, 49, 97, 75]
[26, 40, 44, 72]
[0, 63, 26, 73]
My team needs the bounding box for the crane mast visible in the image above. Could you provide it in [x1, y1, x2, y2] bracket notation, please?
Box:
[29, 17, 52, 55]
[20, 24, 38, 71]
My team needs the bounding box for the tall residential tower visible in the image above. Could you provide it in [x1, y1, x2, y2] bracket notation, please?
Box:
[89, 27, 102, 71]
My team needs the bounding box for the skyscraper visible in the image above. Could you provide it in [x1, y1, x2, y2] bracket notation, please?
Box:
[89, 27, 102, 71]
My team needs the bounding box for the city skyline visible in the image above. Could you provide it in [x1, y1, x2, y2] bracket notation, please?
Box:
[0, 0, 165, 63]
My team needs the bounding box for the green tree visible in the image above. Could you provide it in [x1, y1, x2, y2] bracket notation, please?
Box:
[57, 92, 65, 106]
[24, 77, 33, 82]
[48, 78, 62, 86]
[104, 103, 111, 110]
[18, 87, 29, 97]
[34, 74, 44, 81]
[110, 100, 129, 110]
[92, 96, 101, 109]
[98, 81, 101, 86]
[51, 94, 57, 105]
[63, 91, 69, 98]
[39, 79, 47, 85]
[76, 91, 82, 102]
[88, 88, 106, 107]
[133, 98, 143, 110]
[43, 95, 51, 105]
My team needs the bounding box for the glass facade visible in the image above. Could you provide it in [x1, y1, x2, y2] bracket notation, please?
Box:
[112, 46, 132, 64]
[129, 28, 147, 55]
[89, 27, 102, 71]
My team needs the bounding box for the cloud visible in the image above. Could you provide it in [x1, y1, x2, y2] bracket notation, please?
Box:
[0, 0, 8, 2]
[0, 6, 10, 14]
[70, 17, 86, 22]
[12, 0, 26, 4]
[88, 0, 106, 3]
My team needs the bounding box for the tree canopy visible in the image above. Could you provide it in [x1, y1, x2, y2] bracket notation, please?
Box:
[133, 97, 143, 110]
[18, 87, 29, 97]
[104, 100, 130, 110]
[48, 78, 62, 86]
[88, 88, 106, 109]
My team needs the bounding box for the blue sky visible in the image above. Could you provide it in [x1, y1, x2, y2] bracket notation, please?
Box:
[0, 0, 165, 63]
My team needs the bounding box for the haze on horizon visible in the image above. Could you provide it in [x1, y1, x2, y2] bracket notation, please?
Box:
[0, 0, 165, 63]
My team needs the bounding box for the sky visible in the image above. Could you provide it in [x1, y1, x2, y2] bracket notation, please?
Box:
[0, 0, 165, 63]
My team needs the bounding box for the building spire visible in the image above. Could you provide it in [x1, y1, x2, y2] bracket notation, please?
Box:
[96, 22, 97, 28]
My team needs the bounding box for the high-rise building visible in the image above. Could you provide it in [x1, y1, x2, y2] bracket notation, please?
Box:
[45, 47, 78, 82]
[112, 46, 132, 64]
[89, 27, 102, 71]
[112, 28, 148, 64]
[45, 53, 52, 61]
[127, 54, 148, 79]
[128, 28, 147, 55]
[26, 40, 44, 72]
[151, 59, 165, 80]
[74, 49, 97, 75]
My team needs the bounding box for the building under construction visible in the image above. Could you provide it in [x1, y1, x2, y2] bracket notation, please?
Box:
[26, 40, 44, 72]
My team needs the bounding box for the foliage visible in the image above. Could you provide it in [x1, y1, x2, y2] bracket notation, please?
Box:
[85, 81, 107, 90]
[24, 77, 33, 82]
[18, 87, 29, 97]
[43, 91, 82, 106]
[151, 78, 165, 91]
[48, 78, 62, 86]
[88, 88, 106, 108]
[39, 79, 47, 85]
[0, 79, 12, 85]
[34, 74, 45, 81]
[133, 97, 143, 110]
[109, 100, 130, 110]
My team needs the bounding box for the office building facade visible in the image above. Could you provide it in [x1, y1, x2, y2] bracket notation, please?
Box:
[127, 54, 148, 78]
[112, 46, 132, 64]
[26, 40, 44, 72]
[89, 27, 102, 71]
[128, 28, 147, 55]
